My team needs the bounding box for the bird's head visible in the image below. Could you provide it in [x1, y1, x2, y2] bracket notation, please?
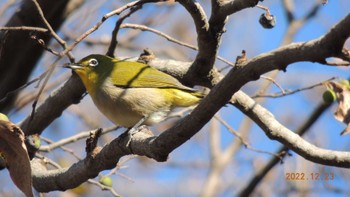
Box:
[64, 54, 115, 93]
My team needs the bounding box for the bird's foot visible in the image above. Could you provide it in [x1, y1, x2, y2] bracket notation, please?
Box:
[126, 125, 147, 147]
[126, 115, 149, 147]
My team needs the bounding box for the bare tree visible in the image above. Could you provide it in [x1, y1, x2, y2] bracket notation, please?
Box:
[0, 0, 350, 196]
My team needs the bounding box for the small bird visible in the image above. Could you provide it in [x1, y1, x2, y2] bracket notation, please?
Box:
[64, 54, 203, 128]
[234, 50, 247, 69]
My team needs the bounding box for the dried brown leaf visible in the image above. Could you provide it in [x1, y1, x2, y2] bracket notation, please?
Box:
[0, 120, 33, 197]
[325, 81, 350, 135]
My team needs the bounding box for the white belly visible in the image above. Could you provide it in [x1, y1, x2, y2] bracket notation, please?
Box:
[92, 80, 171, 128]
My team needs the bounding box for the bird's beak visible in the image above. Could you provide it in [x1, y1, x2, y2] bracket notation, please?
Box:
[63, 63, 82, 69]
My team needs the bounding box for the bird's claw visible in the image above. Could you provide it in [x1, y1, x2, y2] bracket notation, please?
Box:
[126, 125, 147, 147]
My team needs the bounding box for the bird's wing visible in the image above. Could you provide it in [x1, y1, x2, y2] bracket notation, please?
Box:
[110, 60, 196, 91]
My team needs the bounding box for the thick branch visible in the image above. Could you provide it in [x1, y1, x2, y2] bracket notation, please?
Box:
[31, 92, 348, 192]
[177, 0, 214, 85]
[27, 13, 350, 192]
[151, 13, 350, 156]
[20, 74, 85, 135]
[177, 0, 260, 86]
[233, 91, 350, 167]
[0, 0, 83, 112]
[22, 13, 350, 146]
[32, 129, 157, 192]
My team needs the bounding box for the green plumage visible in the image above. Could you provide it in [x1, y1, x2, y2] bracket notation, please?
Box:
[67, 54, 204, 127]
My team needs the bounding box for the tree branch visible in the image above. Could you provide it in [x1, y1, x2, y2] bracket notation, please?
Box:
[25, 12, 350, 192]
[120, 23, 235, 66]
[22, 12, 350, 149]
[31, 0, 74, 61]
[151, 13, 350, 160]
[219, 0, 260, 17]
[106, 1, 151, 57]
[0, 26, 48, 32]
[0, 0, 84, 112]
[39, 126, 118, 152]
[32, 129, 157, 192]
[238, 101, 332, 197]
[232, 91, 350, 167]
[177, 0, 261, 86]
[19, 74, 86, 135]
[177, 0, 214, 85]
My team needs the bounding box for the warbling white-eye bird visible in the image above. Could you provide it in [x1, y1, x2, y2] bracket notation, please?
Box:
[64, 54, 204, 128]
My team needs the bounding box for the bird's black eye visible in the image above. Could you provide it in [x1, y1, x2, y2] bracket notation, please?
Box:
[89, 59, 98, 67]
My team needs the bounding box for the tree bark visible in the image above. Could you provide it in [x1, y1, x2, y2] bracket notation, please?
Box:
[0, 0, 83, 112]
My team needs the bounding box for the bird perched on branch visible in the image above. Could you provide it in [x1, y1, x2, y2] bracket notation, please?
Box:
[64, 54, 204, 128]
[234, 50, 247, 69]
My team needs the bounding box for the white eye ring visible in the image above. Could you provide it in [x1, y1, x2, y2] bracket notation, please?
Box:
[89, 58, 98, 67]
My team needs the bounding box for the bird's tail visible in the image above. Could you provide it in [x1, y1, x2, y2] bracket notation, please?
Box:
[172, 89, 205, 107]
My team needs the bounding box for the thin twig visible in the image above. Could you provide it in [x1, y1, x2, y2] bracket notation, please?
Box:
[35, 154, 62, 169]
[29, 58, 59, 121]
[39, 126, 119, 152]
[87, 179, 121, 197]
[28, 0, 76, 127]
[104, 0, 142, 18]
[0, 26, 48, 32]
[214, 115, 284, 160]
[59, 0, 155, 58]
[121, 23, 197, 50]
[260, 75, 286, 94]
[31, 0, 74, 61]
[252, 77, 336, 98]
[121, 23, 235, 67]
[14, 72, 71, 112]
[107, 5, 143, 57]
[40, 137, 83, 160]
[106, 155, 138, 176]
[256, 4, 271, 15]
[324, 61, 350, 67]
[34, 155, 121, 196]
[104, 155, 138, 183]
[30, 34, 61, 56]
